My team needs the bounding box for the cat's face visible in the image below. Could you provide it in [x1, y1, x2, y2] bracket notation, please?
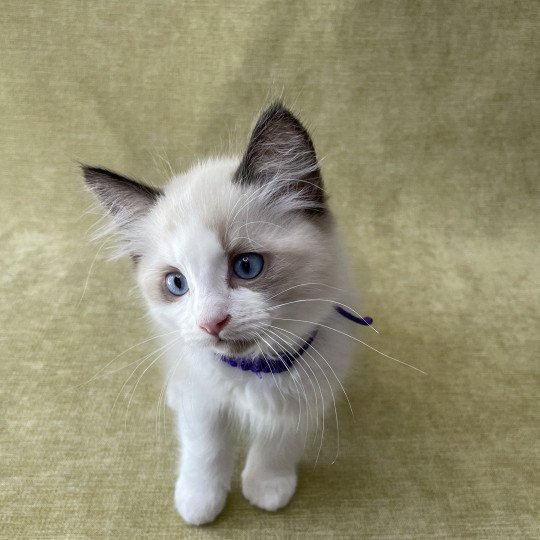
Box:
[84, 103, 347, 356]
[135, 159, 339, 355]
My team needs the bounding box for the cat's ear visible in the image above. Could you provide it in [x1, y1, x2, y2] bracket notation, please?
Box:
[82, 165, 162, 228]
[234, 102, 326, 214]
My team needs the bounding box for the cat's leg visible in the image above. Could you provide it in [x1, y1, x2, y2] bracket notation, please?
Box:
[241, 429, 304, 511]
[172, 395, 232, 525]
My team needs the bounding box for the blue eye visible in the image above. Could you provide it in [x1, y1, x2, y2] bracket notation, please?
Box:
[165, 272, 189, 296]
[233, 253, 264, 280]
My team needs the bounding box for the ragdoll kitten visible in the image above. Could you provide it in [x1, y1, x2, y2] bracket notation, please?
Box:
[83, 103, 367, 525]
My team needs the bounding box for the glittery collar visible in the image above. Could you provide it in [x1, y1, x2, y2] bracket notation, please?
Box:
[217, 307, 373, 377]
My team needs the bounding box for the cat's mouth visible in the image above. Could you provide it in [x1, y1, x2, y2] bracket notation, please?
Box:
[213, 337, 256, 355]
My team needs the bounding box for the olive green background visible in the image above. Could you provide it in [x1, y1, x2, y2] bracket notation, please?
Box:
[1, 1, 538, 538]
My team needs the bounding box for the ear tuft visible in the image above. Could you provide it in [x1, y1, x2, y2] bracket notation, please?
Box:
[234, 102, 326, 214]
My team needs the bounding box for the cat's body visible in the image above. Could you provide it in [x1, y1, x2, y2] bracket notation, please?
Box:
[84, 103, 359, 525]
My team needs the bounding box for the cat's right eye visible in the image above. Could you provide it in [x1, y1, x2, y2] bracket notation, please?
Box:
[165, 272, 189, 296]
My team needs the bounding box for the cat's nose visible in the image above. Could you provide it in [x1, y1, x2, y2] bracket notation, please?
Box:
[199, 315, 230, 337]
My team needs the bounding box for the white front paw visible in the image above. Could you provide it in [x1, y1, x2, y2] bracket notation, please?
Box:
[174, 478, 227, 525]
[242, 471, 297, 511]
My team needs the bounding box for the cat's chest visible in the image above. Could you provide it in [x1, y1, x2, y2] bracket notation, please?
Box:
[165, 342, 300, 415]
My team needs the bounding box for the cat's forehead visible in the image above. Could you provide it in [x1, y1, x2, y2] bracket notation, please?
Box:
[147, 157, 325, 266]
[162, 159, 242, 228]
[154, 159, 275, 247]
[149, 159, 251, 257]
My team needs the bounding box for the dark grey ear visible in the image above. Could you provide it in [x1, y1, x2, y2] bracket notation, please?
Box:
[81, 165, 162, 226]
[233, 102, 326, 213]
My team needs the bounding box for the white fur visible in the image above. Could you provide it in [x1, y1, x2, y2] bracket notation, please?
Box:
[121, 158, 358, 524]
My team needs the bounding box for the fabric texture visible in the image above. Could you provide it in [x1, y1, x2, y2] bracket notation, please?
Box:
[1, 1, 538, 537]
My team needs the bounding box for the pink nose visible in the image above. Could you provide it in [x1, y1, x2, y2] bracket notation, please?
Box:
[199, 315, 230, 337]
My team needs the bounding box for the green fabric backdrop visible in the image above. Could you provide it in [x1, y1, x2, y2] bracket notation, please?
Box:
[1, 1, 538, 537]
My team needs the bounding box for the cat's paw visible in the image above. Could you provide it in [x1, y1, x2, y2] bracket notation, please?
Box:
[174, 478, 227, 525]
[241, 471, 297, 511]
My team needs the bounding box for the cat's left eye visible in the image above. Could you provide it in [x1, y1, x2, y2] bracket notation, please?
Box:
[232, 253, 264, 280]
[165, 272, 189, 296]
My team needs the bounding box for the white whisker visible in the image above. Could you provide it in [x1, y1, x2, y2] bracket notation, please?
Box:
[269, 324, 354, 419]
[266, 282, 346, 301]
[256, 330, 304, 433]
[268, 298, 379, 334]
[273, 317, 426, 375]
[71, 328, 183, 391]
[265, 325, 340, 465]
[253, 332, 287, 403]
[77, 236, 110, 307]
[261, 326, 321, 449]
[124, 337, 182, 429]
[107, 338, 179, 428]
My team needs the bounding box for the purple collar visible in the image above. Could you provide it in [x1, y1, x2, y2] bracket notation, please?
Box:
[334, 306, 373, 326]
[218, 307, 373, 376]
[220, 329, 318, 376]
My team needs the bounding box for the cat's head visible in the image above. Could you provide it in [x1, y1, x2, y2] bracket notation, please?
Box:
[83, 103, 349, 356]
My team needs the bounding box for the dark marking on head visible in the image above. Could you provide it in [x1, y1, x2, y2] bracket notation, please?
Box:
[233, 102, 326, 215]
[81, 165, 163, 259]
[81, 165, 163, 218]
[130, 253, 142, 266]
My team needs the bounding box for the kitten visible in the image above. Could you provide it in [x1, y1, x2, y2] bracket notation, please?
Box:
[83, 103, 362, 525]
